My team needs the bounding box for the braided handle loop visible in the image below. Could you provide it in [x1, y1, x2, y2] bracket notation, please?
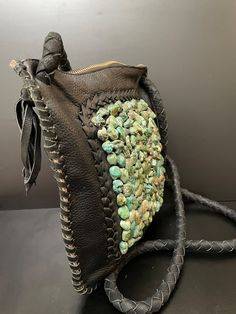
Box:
[104, 156, 236, 314]
[36, 32, 71, 84]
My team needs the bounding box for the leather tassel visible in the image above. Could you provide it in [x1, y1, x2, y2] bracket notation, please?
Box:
[16, 98, 41, 194]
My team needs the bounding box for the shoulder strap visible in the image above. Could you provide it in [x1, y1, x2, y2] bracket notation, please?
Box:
[104, 90, 236, 314]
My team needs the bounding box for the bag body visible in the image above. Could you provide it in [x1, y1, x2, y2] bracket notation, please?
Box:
[11, 32, 235, 314]
[11, 32, 168, 293]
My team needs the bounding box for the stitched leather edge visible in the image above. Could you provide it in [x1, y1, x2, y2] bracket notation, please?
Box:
[12, 60, 92, 294]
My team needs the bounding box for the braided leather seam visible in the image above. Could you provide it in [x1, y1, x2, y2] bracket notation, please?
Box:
[12, 60, 92, 294]
[81, 89, 139, 261]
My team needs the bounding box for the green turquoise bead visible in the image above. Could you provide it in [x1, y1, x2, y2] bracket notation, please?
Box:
[107, 153, 117, 165]
[156, 201, 161, 212]
[119, 241, 128, 254]
[126, 195, 138, 211]
[118, 206, 130, 219]
[117, 126, 126, 138]
[117, 154, 126, 167]
[102, 141, 113, 153]
[130, 221, 136, 232]
[109, 165, 122, 179]
[113, 180, 123, 193]
[156, 168, 162, 177]
[120, 220, 131, 230]
[122, 230, 132, 241]
[124, 119, 133, 128]
[133, 224, 140, 238]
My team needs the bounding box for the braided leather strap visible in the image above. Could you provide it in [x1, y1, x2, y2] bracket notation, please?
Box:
[141, 78, 168, 157]
[104, 156, 236, 314]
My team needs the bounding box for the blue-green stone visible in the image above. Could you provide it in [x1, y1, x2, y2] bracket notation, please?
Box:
[157, 157, 164, 167]
[109, 165, 122, 179]
[117, 154, 126, 167]
[126, 195, 138, 211]
[122, 230, 132, 241]
[102, 141, 113, 153]
[107, 153, 117, 165]
[156, 201, 161, 212]
[117, 126, 126, 139]
[119, 241, 128, 254]
[116, 116, 123, 127]
[144, 183, 153, 194]
[151, 159, 157, 167]
[118, 206, 130, 219]
[156, 168, 161, 177]
[124, 119, 133, 128]
[120, 220, 131, 230]
[113, 180, 123, 193]
[126, 195, 134, 210]
[120, 112, 128, 122]
[130, 221, 136, 232]
[133, 224, 140, 238]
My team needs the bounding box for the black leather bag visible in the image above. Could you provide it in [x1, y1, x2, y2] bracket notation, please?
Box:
[11, 32, 236, 314]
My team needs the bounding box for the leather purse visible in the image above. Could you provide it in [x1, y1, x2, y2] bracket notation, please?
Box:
[11, 32, 236, 314]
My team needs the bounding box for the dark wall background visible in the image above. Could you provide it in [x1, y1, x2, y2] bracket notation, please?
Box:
[1, 0, 236, 210]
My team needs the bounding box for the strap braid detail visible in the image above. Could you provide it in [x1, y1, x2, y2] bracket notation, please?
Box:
[141, 78, 168, 157]
[104, 156, 236, 314]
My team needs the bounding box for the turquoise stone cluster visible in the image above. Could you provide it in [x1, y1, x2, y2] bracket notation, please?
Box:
[91, 99, 165, 255]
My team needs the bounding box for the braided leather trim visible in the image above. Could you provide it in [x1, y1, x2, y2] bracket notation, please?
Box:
[141, 78, 168, 157]
[12, 60, 91, 294]
[80, 89, 139, 261]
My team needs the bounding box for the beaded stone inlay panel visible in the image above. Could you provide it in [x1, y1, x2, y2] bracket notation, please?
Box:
[91, 99, 165, 254]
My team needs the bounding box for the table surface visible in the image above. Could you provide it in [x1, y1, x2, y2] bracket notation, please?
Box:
[0, 200, 235, 314]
